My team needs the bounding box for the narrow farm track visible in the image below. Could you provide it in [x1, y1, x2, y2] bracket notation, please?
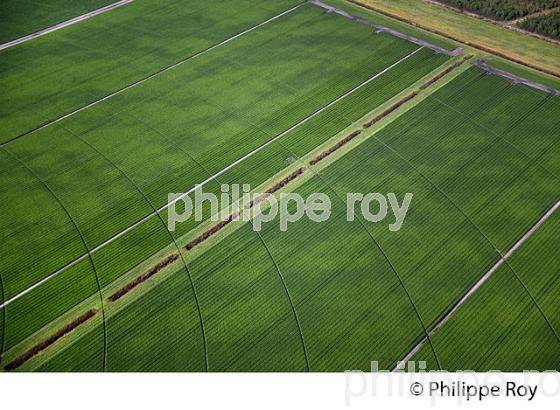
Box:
[0, 0, 134, 51]
[0, 47, 422, 311]
[309, 0, 463, 56]
[394, 200, 560, 371]
[475, 59, 560, 96]
[509, 7, 560, 25]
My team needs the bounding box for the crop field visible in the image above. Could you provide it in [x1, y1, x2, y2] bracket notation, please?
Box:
[0, 0, 559, 373]
[0, 0, 118, 43]
[412, 212, 560, 371]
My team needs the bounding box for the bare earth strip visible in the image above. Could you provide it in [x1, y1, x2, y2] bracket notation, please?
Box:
[0, 0, 135, 52]
[394, 199, 560, 371]
[0, 47, 423, 310]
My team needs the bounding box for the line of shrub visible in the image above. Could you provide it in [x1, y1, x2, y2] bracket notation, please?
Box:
[309, 131, 362, 165]
[4, 309, 97, 371]
[107, 254, 179, 302]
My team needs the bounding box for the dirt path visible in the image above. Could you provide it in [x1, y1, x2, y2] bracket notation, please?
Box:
[310, 0, 463, 56]
[475, 58, 560, 96]
[394, 199, 560, 371]
[0, 0, 134, 52]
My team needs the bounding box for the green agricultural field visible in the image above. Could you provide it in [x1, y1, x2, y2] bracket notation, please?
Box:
[0, 0, 558, 374]
[0, 0, 118, 43]
[0, 0, 450, 368]
[0, 0, 305, 141]
[7, 65, 560, 372]
[412, 212, 560, 371]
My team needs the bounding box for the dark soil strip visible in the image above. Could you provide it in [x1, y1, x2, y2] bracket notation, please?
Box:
[185, 167, 305, 251]
[107, 254, 179, 301]
[419, 55, 472, 90]
[309, 130, 362, 165]
[363, 92, 418, 129]
[4, 309, 97, 371]
[185, 216, 235, 251]
[346, 0, 560, 79]
[245, 167, 305, 209]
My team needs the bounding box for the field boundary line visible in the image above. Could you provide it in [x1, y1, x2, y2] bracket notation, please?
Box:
[475, 58, 560, 96]
[0, 147, 109, 370]
[0, 2, 306, 148]
[0, 46, 423, 310]
[57, 122, 209, 370]
[394, 199, 560, 371]
[2, 52, 456, 366]
[309, 0, 463, 56]
[0, 0, 134, 52]
[346, 0, 560, 79]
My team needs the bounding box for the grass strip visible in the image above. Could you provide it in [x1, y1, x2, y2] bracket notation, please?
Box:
[246, 167, 306, 208]
[107, 254, 179, 302]
[185, 217, 235, 251]
[4, 309, 97, 371]
[347, 0, 560, 78]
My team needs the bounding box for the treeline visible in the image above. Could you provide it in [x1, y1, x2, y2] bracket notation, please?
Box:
[519, 12, 560, 39]
[438, 0, 560, 20]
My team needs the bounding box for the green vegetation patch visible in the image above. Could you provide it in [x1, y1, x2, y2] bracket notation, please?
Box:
[520, 11, 560, 40]
[0, 2, 448, 359]
[437, 0, 560, 20]
[413, 213, 560, 371]
[32, 67, 560, 371]
[0, 0, 118, 43]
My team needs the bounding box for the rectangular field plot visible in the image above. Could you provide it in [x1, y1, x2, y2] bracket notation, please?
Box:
[411, 213, 560, 371]
[2, 0, 558, 372]
[0, 0, 304, 141]
[0, 0, 118, 44]
[24, 66, 559, 371]
[0, 1, 449, 358]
